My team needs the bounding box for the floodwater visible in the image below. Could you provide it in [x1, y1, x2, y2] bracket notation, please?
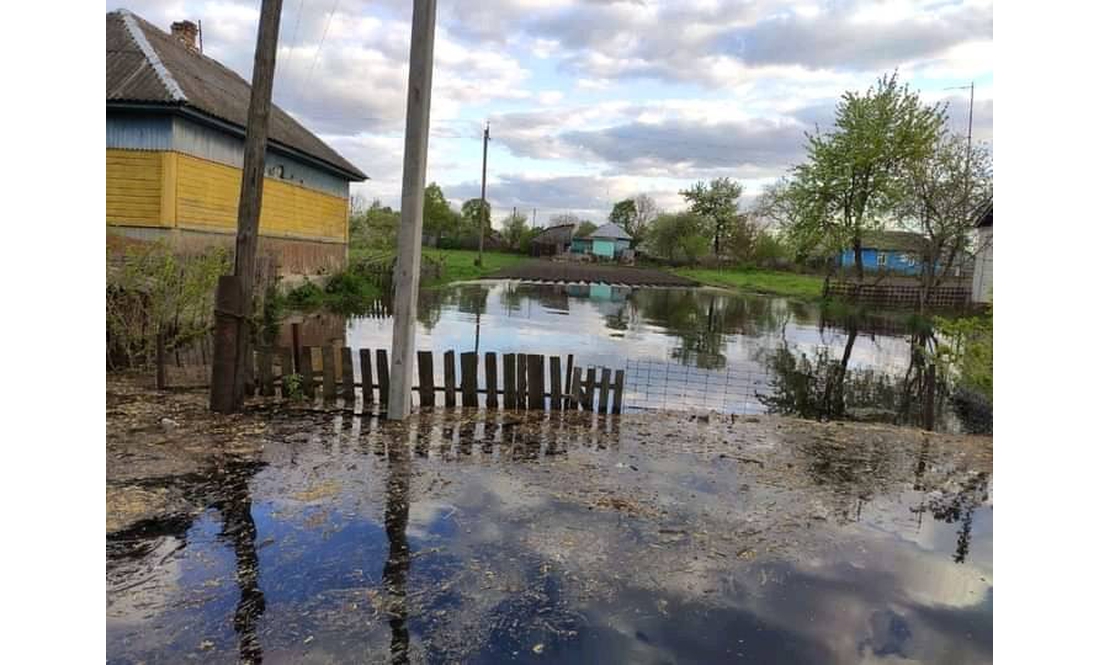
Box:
[340, 282, 988, 433]
[106, 382, 992, 664]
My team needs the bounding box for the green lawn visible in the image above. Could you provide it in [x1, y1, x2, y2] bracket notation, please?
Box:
[671, 267, 825, 300]
[420, 248, 528, 286]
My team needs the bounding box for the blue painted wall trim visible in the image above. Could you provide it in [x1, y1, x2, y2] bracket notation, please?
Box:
[838, 249, 923, 275]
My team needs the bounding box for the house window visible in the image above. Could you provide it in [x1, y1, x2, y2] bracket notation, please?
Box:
[877, 253, 888, 268]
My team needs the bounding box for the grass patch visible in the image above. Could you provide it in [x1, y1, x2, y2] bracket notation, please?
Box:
[672, 267, 825, 300]
[419, 249, 528, 287]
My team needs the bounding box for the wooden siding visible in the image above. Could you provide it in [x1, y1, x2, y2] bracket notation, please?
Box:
[175, 152, 348, 243]
[106, 149, 166, 226]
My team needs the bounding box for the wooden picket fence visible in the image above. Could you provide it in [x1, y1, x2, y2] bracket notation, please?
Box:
[220, 347, 624, 414]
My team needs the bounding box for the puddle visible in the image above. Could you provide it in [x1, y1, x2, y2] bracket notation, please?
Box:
[107, 384, 992, 664]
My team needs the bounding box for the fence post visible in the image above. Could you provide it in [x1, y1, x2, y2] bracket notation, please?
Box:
[360, 348, 374, 406]
[528, 355, 545, 411]
[299, 346, 315, 398]
[503, 353, 516, 409]
[291, 322, 301, 373]
[598, 367, 611, 414]
[443, 350, 456, 407]
[517, 354, 528, 410]
[583, 367, 596, 411]
[569, 367, 583, 410]
[485, 352, 499, 408]
[321, 345, 337, 401]
[549, 356, 562, 410]
[564, 354, 574, 395]
[340, 347, 355, 403]
[460, 352, 479, 407]
[612, 369, 624, 414]
[376, 349, 390, 409]
[417, 350, 435, 407]
[279, 347, 294, 397]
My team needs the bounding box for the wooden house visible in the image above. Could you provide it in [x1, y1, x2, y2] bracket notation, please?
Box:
[106, 9, 368, 276]
[530, 224, 575, 257]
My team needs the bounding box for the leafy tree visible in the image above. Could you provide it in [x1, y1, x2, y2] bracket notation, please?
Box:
[633, 194, 658, 242]
[784, 72, 946, 282]
[501, 212, 529, 251]
[896, 134, 993, 312]
[575, 220, 598, 237]
[461, 198, 491, 233]
[680, 177, 749, 258]
[643, 212, 709, 264]
[350, 199, 400, 250]
[422, 183, 460, 245]
[609, 198, 637, 231]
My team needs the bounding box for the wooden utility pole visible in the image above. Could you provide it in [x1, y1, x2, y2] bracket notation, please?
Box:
[386, 0, 438, 420]
[210, 0, 282, 413]
[476, 121, 490, 267]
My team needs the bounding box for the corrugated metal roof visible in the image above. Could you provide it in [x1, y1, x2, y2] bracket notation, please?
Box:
[590, 222, 631, 240]
[106, 10, 367, 182]
[532, 224, 575, 244]
[861, 231, 928, 253]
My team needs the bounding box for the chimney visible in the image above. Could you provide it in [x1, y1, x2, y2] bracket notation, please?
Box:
[171, 20, 199, 51]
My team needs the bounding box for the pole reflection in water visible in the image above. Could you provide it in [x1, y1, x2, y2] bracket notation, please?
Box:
[214, 461, 267, 665]
[383, 439, 412, 664]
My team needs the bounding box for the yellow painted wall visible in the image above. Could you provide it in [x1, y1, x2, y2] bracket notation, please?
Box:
[106, 149, 349, 243]
[176, 153, 348, 242]
[106, 150, 164, 226]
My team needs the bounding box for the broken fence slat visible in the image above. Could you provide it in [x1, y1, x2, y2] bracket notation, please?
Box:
[517, 354, 528, 410]
[417, 351, 435, 407]
[443, 350, 457, 407]
[341, 347, 355, 403]
[485, 352, 499, 409]
[503, 353, 516, 410]
[376, 349, 389, 407]
[461, 352, 479, 408]
[612, 369, 625, 414]
[321, 346, 337, 401]
[549, 356, 562, 410]
[360, 348, 374, 405]
[598, 367, 611, 414]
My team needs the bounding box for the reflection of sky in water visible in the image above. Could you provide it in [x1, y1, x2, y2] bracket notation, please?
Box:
[346, 282, 916, 377]
[107, 412, 992, 664]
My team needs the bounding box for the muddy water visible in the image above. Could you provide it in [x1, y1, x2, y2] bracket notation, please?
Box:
[107, 384, 992, 664]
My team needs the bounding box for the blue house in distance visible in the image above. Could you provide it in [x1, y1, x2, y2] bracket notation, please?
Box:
[838, 231, 928, 275]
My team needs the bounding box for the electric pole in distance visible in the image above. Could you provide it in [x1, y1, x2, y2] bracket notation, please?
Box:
[210, 0, 282, 413]
[477, 121, 489, 267]
[386, 0, 438, 420]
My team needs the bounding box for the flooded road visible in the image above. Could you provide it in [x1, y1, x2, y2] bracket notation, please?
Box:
[107, 379, 992, 664]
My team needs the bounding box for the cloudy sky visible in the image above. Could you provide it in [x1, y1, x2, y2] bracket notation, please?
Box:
[112, 0, 993, 225]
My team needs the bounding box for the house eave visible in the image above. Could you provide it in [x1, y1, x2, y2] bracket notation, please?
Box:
[106, 101, 369, 182]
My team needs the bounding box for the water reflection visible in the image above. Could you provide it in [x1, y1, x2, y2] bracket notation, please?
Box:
[108, 407, 992, 664]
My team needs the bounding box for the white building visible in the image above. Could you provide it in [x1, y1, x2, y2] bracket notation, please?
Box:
[971, 203, 993, 304]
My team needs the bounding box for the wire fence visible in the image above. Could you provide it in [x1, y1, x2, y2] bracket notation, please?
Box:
[623, 358, 772, 415]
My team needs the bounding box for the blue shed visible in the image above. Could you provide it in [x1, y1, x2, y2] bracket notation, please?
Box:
[838, 231, 928, 275]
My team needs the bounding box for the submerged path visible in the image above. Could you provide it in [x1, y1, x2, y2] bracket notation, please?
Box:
[486, 259, 697, 286]
[107, 377, 992, 664]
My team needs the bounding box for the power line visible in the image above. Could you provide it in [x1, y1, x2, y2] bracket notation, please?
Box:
[279, 0, 306, 90]
[297, 0, 340, 106]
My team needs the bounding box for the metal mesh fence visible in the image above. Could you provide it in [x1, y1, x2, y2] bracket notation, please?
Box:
[623, 359, 771, 414]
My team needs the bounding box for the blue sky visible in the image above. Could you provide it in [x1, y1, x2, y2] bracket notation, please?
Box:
[109, 0, 993, 225]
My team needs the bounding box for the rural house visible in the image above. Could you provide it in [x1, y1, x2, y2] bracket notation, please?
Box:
[572, 222, 632, 260]
[971, 202, 993, 304]
[529, 224, 575, 257]
[106, 9, 368, 276]
[838, 231, 929, 275]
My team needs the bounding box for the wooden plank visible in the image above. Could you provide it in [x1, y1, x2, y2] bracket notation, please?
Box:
[569, 367, 583, 409]
[502, 353, 516, 410]
[612, 369, 625, 414]
[527, 355, 544, 411]
[376, 349, 390, 408]
[549, 356, 562, 410]
[279, 347, 294, 397]
[340, 347, 355, 403]
[299, 346, 315, 398]
[564, 354, 574, 395]
[516, 354, 528, 410]
[485, 352, 499, 409]
[321, 346, 337, 400]
[460, 352, 479, 407]
[598, 367, 611, 414]
[291, 323, 302, 372]
[443, 350, 456, 407]
[417, 351, 435, 407]
[360, 348, 374, 405]
[583, 367, 596, 411]
[258, 348, 274, 396]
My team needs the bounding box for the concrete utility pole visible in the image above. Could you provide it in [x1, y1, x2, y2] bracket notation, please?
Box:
[386, 0, 438, 420]
[476, 122, 490, 267]
[211, 0, 282, 414]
